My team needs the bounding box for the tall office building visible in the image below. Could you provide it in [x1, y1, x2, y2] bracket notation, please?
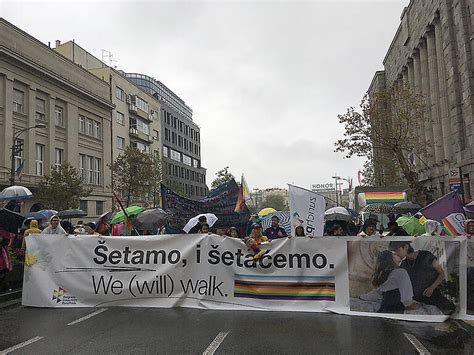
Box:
[368, 0, 473, 201]
[0, 19, 114, 215]
[126, 73, 208, 199]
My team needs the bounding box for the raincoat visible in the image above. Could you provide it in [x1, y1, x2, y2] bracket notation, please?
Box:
[421, 219, 443, 236]
[22, 220, 42, 248]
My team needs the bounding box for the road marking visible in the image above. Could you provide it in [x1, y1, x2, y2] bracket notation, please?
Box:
[403, 333, 431, 355]
[0, 336, 43, 354]
[202, 331, 230, 355]
[67, 308, 108, 326]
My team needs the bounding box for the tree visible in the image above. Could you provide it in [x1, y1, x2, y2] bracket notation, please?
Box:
[260, 194, 287, 211]
[211, 166, 234, 190]
[335, 84, 428, 204]
[111, 147, 161, 207]
[36, 162, 92, 211]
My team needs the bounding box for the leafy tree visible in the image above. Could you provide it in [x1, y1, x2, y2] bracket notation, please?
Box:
[260, 194, 287, 211]
[211, 166, 234, 190]
[335, 84, 428, 204]
[36, 162, 92, 211]
[111, 147, 161, 207]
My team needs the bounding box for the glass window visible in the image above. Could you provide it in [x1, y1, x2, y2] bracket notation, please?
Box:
[94, 158, 101, 185]
[80, 200, 88, 213]
[183, 155, 192, 166]
[96, 201, 104, 216]
[35, 98, 46, 120]
[87, 156, 94, 184]
[153, 129, 159, 140]
[54, 148, 63, 168]
[116, 111, 124, 125]
[94, 121, 102, 139]
[136, 119, 149, 135]
[170, 149, 181, 162]
[163, 146, 169, 158]
[86, 119, 94, 136]
[193, 159, 199, 168]
[79, 115, 86, 133]
[117, 136, 125, 150]
[116, 86, 125, 101]
[134, 96, 149, 113]
[35, 144, 45, 176]
[13, 89, 24, 113]
[55, 106, 64, 127]
[14, 138, 23, 172]
[79, 154, 86, 181]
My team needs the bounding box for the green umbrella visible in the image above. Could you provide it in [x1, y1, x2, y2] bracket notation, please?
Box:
[396, 215, 425, 236]
[110, 206, 144, 224]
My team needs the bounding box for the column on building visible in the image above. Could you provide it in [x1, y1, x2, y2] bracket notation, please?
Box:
[27, 86, 36, 180]
[48, 96, 56, 172]
[433, 18, 453, 162]
[2, 77, 14, 180]
[407, 59, 415, 90]
[412, 50, 423, 147]
[419, 38, 435, 166]
[426, 27, 445, 164]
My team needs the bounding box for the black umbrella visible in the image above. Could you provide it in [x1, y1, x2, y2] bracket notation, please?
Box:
[58, 209, 87, 219]
[95, 211, 114, 227]
[134, 208, 170, 231]
[393, 201, 422, 213]
[0, 208, 25, 234]
[362, 203, 404, 214]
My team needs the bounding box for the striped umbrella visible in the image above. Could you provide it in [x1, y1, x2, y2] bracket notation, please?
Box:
[260, 211, 291, 235]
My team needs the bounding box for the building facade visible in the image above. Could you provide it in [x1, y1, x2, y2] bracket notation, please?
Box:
[126, 73, 208, 199]
[0, 19, 114, 215]
[369, 0, 474, 202]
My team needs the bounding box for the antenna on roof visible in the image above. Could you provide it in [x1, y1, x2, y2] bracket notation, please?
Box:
[101, 49, 117, 68]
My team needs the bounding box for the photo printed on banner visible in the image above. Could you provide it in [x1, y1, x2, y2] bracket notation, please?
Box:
[467, 240, 474, 315]
[347, 238, 459, 316]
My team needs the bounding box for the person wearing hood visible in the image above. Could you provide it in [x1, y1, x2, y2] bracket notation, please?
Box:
[22, 219, 42, 249]
[42, 215, 67, 235]
[464, 219, 474, 238]
[421, 220, 443, 237]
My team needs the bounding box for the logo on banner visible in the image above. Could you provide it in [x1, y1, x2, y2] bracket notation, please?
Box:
[292, 212, 304, 228]
[52, 287, 77, 305]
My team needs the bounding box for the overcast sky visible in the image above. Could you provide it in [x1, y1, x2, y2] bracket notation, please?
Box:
[2, 0, 408, 191]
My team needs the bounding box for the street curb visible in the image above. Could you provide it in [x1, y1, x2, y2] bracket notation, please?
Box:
[0, 289, 22, 303]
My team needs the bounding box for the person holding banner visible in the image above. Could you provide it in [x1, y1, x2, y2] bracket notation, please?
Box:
[42, 215, 67, 235]
[294, 225, 306, 237]
[245, 223, 268, 260]
[264, 215, 287, 240]
[199, 223, 210, 234]
[389, 241, 456, 315]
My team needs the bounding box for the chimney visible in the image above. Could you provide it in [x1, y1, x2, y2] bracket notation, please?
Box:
[55, 40, 61, 48]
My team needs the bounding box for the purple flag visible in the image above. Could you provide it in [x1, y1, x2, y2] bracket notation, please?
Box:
[419, 191, 465, 222]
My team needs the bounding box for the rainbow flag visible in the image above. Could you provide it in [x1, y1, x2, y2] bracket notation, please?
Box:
[442, 213, 466, 236]
[234, 274, 335, 301]
[364, 191, 405, 205]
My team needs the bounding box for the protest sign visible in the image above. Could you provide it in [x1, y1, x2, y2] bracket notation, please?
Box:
[288, 184, 325, 237]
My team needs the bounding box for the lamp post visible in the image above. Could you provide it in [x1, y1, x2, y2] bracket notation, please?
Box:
[332, 175, 351, 207]
[10, 123, 47, 186]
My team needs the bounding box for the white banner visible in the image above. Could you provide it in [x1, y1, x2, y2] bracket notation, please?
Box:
[288, 184, 325, 237]
[23, 234, 472, 322]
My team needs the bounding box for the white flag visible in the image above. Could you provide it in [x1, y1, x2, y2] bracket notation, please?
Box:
[288, 184, 325, 237]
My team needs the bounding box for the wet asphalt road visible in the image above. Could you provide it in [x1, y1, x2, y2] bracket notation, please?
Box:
[0, 303, 473, 354]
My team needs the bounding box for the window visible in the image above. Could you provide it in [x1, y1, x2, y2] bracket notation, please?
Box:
[13, 89, 24, 113]
[55, 106, 64, 127]
[178, 136, 183, 147]
[116, 111, 124, 125]
[193, 159, 199, 168]
[116, 86, 125, 101]
[94, 158, 101, 185]
[134, 96, 149, 113]
[172, 132, 176, 144]
[35, 98, 46, 120]
[131, 141, 150, 153]
[79, 154, 86, 181]
[165, 128, 169, 141]
[170, 149, 181, 162]
[79, 115, 86, 133]
[54, 148, 63, 168]
[14, 138, 23, 172]
[80, 200, 88, 213]
[137, 120, 149, 135]
[87, 156, 94, 184]
[183, 155, 192, 166]
[86, 119, 94, 136]
[94, 121, 102, 139]
[153, 129, 159, 140]
[96, 201, 104, 216]
[163, 146, 169, 158]
[35, 144, 45, 176]
[179, 121, 183, 132]
[117, 136, 125, 150]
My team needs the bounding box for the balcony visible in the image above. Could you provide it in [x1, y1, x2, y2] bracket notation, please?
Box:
[129, 128, 138, 136]
[128, 104, 138, 114]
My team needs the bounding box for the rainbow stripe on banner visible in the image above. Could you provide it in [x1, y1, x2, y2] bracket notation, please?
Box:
[234, 274, 335, 301]
[365, 191, 405, 205]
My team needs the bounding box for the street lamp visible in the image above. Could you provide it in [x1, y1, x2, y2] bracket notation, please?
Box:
[332, 175, 351, 206]
[10, 123, 47, 186]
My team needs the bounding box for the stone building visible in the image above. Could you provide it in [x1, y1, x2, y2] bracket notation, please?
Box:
[368, 0, 473, 202]
[0, 19, 114, 215]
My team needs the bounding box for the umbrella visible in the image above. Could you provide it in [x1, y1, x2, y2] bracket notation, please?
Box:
[394, 201, 422, 213]
[0, 185, 33, 200]
[183, 213, 218, 233]
[260, 211, 291, 236]
[258, 208, 277, 217]
[25, 210, 50, 221]
[58, 209, 87, 219]
[362, 203, 404, 214]
[135, 208, 170, 231]
[110, 206, 144, 224]
[0, 208, 25, 233]
[396, 215, 426, 236]
[95, 211, 114, 226]
[37, 209, 58, 220]
[324, 207, 352, 221]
